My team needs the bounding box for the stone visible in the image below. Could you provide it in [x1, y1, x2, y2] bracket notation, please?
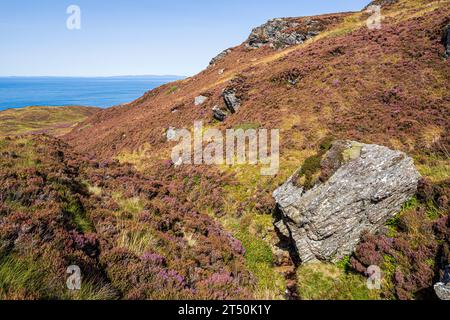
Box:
[244, 17, 330, 49]
[444, 25, 450, 58]
[274, 140, 421, 263]
[246, 18, 306, 49]
[223, 89, 240, 113]
[194, 95, 208, 106]
[212, 106, 227, 122]
[209, 49, 232, 66]
[434, 283, 450, 300]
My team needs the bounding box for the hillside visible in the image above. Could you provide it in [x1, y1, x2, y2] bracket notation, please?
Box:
[0, 106, 100, 137]
[0, 0, 449, 300]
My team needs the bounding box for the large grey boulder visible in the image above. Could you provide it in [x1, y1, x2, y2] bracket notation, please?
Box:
[274, 140, 421, 263]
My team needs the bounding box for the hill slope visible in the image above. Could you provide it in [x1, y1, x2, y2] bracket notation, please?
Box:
[0, 0, 448, 300]
[0, 106, 100, 137]
[62, 0, 449, 299]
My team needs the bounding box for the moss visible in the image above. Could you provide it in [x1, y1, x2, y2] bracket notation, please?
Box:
[342, 142, 363, 162]
[294, 154, 323, 190]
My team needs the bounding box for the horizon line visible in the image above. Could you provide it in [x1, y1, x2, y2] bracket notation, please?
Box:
[0, 74, 188, 79]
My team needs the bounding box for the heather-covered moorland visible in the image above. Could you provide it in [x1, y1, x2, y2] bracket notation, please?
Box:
[0, 0, 449, 300]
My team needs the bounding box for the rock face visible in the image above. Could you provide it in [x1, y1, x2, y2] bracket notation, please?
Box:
[246, 18, 316, 49]
[434, 283, 450, 300]
[274, 141, 421, 263]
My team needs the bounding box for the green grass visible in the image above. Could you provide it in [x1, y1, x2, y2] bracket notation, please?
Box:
[0, 255, 54, 299]
[0, 254, 117, 300]
[0, 106, 99, 136]
[112, 193, 145, 217]
[166, 86, 178, 95]
[227, 214, 286, 300]
[62, 194, 95, 233]
[297, 263, 380, 300]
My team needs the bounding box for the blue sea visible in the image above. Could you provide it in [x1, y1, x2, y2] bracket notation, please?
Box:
[0, 76, 184, 111]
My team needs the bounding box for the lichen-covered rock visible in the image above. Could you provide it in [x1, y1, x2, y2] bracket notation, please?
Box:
[434, 283, 450, 300]
[246, 18, 311, 49]
[274, 141, 421, 263]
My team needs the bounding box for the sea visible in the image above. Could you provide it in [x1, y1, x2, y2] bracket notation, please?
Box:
[0, 76, 185, 111]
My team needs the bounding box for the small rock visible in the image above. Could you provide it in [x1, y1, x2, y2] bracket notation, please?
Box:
[223, 89, 241, 113]
[218, 69, 225, 75]
[434, 283, 450, 300]
[194, 95, 208, 106]
[212, 106, 227, 122]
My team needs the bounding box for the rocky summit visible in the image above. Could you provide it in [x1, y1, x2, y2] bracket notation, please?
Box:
[274, 141, 421, 263]
[245, 15, 344, 49]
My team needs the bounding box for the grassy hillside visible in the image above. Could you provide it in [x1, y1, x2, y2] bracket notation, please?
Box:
[0, 0, 448, 300]
[0, 106, 100, 137]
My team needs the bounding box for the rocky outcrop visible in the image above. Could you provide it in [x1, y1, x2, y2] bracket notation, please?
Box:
[223, 89, 241, 113]
[245, 15, 345, 49]
[209, 49, 232, 66]
[274, 141, 421, 263]
[444, 25, 450, 58]
[246, 18, 315, 49]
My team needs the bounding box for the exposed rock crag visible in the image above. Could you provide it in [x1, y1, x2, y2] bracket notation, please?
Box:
[274, 141, 421, 263]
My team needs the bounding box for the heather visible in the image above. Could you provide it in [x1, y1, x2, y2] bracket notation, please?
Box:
[0, 135, 254, 299]
[350, 178, 449, 300]
[0, 0, 449, 300]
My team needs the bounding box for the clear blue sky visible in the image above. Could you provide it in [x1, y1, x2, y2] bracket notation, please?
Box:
[0, 0, 370, 77]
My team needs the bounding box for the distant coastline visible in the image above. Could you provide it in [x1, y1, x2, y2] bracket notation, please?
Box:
[0, 75, 185, 111]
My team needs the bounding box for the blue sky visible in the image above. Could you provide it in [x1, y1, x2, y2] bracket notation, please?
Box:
[0, 0, 370, 77]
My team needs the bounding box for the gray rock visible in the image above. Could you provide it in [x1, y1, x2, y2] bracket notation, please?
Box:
[212, 106, 228, 122]
[194, 95, 208, 106]
[223, 89, 240, 113]
[244, 18, 327, 49]
[209, 49, 232, 66]
[274, 140, 421, 263]
[434, 283, 450, 300]
[444, 25, 450, 58]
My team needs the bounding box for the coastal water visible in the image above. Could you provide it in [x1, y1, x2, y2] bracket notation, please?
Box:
[0, 76, 184, 111]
